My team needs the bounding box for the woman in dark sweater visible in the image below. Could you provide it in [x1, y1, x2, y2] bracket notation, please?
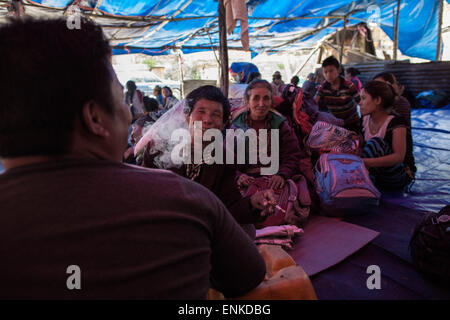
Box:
[231, 80, 303, 190]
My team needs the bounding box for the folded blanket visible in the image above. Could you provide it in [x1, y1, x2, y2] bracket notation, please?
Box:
[255, 225, 304, 250]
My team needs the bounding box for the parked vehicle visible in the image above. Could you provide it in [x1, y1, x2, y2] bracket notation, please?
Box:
[117, 71, 181, 99]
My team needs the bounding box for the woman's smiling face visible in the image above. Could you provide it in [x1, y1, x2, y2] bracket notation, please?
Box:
[247, 86, 272, 121]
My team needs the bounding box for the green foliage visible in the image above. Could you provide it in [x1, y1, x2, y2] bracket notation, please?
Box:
[143, 58, 157, 71]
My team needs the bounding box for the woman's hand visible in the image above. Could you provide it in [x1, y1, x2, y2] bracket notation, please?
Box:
[237, 174, 255, 188]
[250, 189, 277, 217]
[268, 175, 285, 190]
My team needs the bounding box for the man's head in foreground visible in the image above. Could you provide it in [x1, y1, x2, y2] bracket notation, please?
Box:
[0, 17, 131, 170]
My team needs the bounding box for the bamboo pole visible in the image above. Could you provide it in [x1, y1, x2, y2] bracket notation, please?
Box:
[293, 45, 321, 76]
[4, 1, 392, 28]
[436, 0, 444, 61]
[339, 17, 347, 64]
[317, 46, 324, 64]
[178, 52, 185, 99]
[113, 45, 249, 52]
[393, 0, 400, 61]
[218, 0, 229, 97]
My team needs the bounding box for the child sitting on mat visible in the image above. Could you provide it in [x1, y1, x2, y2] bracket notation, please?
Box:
[359, 80, 415, 190]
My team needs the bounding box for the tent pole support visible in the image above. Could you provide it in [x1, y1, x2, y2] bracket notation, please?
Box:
[294, 45, 321, 76]
[317, 45, 324, 64]
[393, 0, 400, 61]
[218, 0, 229, 97]
[436, 0, 444, 61]
[178, 52, 185, 99]
[339, 17, 347, 64]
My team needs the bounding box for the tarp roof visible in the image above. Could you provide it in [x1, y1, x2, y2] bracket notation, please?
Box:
[0, 0, 446, 60]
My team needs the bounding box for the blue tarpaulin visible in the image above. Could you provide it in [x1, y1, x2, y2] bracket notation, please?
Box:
[1, 0, 446, 61]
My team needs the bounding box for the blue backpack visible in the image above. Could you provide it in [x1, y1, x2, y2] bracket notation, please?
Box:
[315, 153, 381, 216]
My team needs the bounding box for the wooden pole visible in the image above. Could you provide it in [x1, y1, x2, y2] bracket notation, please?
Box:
[218, 0, 229, 97]
[178, 52, 185, 99]
[339, 17, 347, 64]
[436, 0, 444, 61]
[317, 46, 324, 64]
[294, 45, 321, 76]
[393, 0, 400, 61]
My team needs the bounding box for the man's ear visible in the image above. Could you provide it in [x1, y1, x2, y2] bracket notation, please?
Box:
[81, 101, 110, 138]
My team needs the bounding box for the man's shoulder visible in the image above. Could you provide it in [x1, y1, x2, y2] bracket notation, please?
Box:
[120, 162, 194, 186]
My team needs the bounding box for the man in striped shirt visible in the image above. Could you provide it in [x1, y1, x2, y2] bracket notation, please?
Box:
[314, 56, 361, 133]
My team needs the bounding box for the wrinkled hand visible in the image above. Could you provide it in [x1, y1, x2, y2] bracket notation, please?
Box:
[237, 173, 255, 188]
[268, 175, 285, 190]
[250, 189, 277, 217]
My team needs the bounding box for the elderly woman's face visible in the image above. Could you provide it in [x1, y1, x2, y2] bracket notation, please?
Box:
[247, 86, 272, 121]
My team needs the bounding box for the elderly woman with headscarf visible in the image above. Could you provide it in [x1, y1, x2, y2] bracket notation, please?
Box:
[231, 80, 303, 190]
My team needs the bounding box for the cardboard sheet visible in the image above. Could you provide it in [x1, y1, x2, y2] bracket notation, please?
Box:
[288, 215, 379, 276]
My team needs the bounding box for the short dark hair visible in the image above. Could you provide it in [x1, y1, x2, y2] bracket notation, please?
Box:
[346, 67, 360, 77]
[153, 85, 162, 94]
[0, 17, 112, 157]
[143, 96, 159, 112]
[244, 79, 273, 103]
[290, 76, 299, 86]
[322, 56, 340, 69]
[185, 85, 230, 123]
[363, 80, 397, 110]
[162, 86, 173, 96]
[373, 72, 396, 85]
[373, 72, 399, 95]
[246, 71, 261, 84]
[126, 80, 137, 91]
